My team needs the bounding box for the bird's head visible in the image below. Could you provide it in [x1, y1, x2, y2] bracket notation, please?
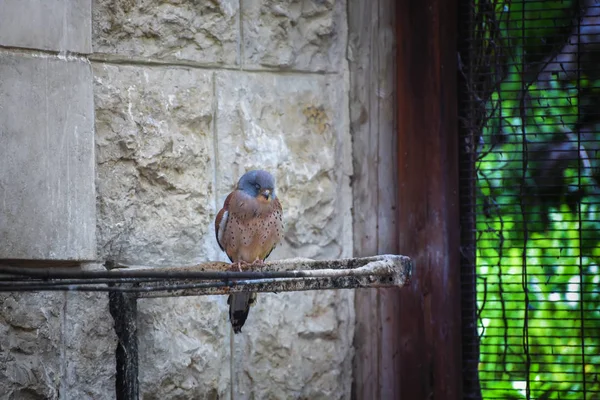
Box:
[237, 169, 276, 202]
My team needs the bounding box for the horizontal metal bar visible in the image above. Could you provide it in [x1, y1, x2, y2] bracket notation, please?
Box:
[0, 278, 164, 286]
[0, 255, 413, 297]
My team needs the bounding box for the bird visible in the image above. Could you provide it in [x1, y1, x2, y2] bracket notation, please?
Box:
[214, 170, 284, 333]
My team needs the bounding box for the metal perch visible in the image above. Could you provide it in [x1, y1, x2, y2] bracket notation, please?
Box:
[0, 254, 413, 400]
[0, 254, 413, 296]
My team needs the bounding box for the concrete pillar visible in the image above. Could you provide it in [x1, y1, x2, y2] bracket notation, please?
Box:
[0, 0, 96, 261]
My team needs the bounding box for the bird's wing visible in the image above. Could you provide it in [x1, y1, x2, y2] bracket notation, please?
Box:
[215, 191, 234, 253]
[262, 197, 284, 261]
[273, 196, 283, 213]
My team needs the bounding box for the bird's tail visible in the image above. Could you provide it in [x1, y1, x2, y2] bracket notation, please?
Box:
[228, 292, 257, 333]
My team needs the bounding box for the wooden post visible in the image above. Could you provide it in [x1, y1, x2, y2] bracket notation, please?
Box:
[396, 0, 462, 399]
[349, 0, 399, 398]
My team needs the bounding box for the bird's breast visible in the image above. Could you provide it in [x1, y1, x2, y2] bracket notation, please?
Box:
[222, 208, 283, 263]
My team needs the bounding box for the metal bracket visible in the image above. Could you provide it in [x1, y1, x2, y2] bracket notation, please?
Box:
[109, 288, 139, 400]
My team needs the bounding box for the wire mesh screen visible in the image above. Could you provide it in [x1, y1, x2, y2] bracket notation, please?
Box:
[459, 0, 600, 399]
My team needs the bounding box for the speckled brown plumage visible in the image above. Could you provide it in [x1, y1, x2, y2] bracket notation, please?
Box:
[215, 170, 284, 333]
[216, 192, 283, 264]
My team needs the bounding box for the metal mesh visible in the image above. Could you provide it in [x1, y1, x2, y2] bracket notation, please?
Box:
[459, 0, 600, 399]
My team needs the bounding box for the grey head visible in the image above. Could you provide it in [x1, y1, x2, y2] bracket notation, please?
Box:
[237, 169, 277, 201]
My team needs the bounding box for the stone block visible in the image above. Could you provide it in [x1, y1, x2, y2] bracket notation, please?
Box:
[138, 297, 231, 400]
[0, 52, 96, 261]
[94, 65, 229, 397]
[0, 0, 92, 53]
[0, 285, 116, 400]
[93, 0, 239, 65]
[242, 0, 347, 71]
[215, 70, 354, 398]
[231, 290, 354, 400]
[63, 290, 116, 399]
[215, 70, 352, 260]
[93, 63, 216, 266]
[0, 292, 65, 399]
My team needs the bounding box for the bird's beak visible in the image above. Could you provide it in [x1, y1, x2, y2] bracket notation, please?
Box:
[261, 189, 271, 200]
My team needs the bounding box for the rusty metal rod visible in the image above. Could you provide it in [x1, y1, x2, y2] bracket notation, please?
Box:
[0, 276, 394, 295]
[0, 255, 411, 280]
[0, 255, 413, 296]
[135, 276, 402, 298]
[0, 265, 394, 289]
[0, 278, 163, 286]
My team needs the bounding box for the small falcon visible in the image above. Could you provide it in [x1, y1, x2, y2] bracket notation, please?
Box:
[215, 170, 284, 333]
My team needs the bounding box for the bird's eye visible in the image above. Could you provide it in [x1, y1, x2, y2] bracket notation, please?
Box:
[255, 183, 260, 190]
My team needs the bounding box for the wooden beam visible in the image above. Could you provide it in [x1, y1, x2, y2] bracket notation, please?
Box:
[396, 0, 462, 399]
[349, 0, 399, 398]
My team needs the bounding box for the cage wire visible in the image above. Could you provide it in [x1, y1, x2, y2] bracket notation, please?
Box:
[460, 0, 600, 399]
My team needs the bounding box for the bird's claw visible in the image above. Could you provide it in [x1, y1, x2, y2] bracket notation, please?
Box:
[229, 261, 248, 272]
[228, 259, 264, 273]
[251, 258, 266, 267]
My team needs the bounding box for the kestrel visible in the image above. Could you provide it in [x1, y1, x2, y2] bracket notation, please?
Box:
[215, 170, 284, 333]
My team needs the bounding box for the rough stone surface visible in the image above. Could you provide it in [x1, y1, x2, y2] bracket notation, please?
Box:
[216, 70, 354, 398]
[215, 71, 352, 260]
[0, 293, 64, 399]
[63, 290, 116, 400]
[232, 290, 355, 400]
[0, 0, 359, 397]
[138, 296, 230, 400]
[94, 64, 227, 398]
[94, 63, 216, 266]
[242, 0, 347, 71]
[0, 0, 92, 53]
[92, 0, 239, 65]
[0, 53, 96, 260]
[0, 288, 115, 400]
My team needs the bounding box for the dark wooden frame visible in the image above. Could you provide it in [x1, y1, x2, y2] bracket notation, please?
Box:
[352, 0, 462, 398]
[396, 0, 462, 397]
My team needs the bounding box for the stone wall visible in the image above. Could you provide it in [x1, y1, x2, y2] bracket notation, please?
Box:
[0, 0, 355, 399]
[0, 1, 115, 398]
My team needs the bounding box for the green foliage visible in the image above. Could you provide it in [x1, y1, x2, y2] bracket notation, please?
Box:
[477, 205, 600, 398]
[473, 1, 600, 398]
[494, 0, 576, 64]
